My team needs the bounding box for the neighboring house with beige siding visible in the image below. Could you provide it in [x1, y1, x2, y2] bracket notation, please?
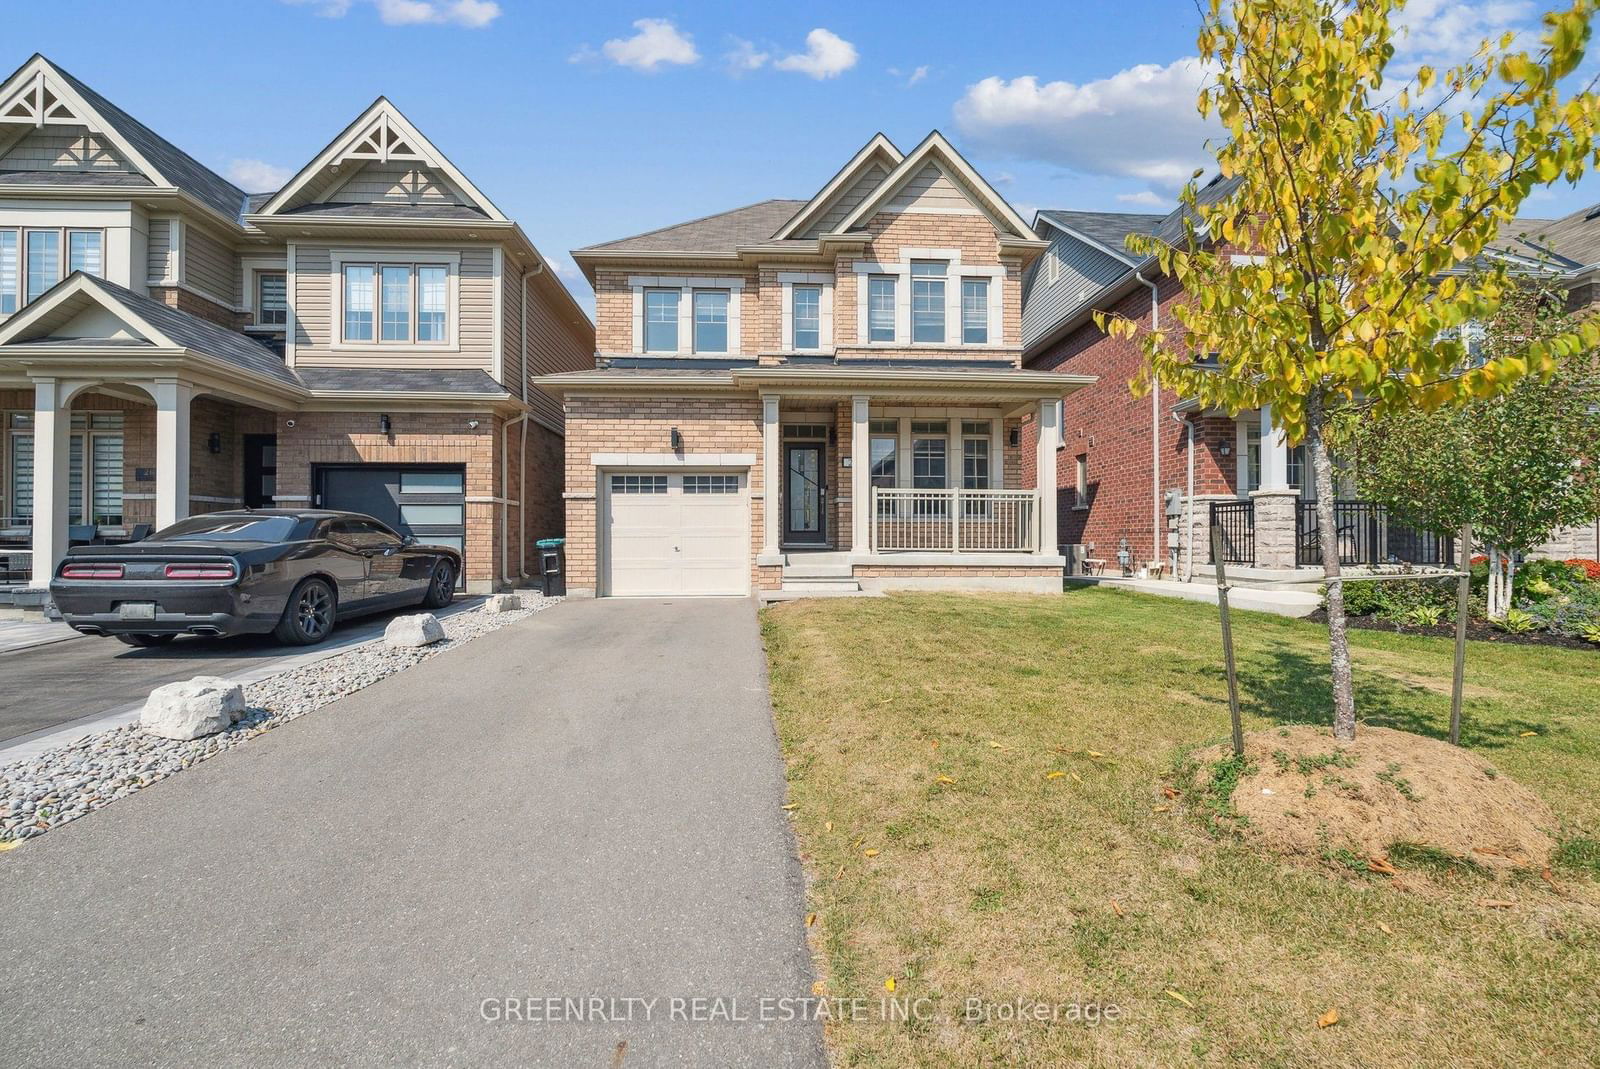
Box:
[0, 54, 592, 597]
[541, 132, 1092, 599]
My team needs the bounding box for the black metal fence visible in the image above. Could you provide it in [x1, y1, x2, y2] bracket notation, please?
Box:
[1209, 500, 1255, 565]
[1295, 500, 1456, 567]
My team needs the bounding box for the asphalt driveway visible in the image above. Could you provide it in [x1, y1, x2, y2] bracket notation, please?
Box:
[0, 598, 824, 1068]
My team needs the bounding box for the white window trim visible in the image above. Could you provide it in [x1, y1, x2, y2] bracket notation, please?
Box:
[852, 249, 1005, 348]
[239, 257, 289, 331]
[628, 275, 744, 357]
[1, 225, 106, 316]
[778, 271, 834, 354]
[329, 249, 460, 352]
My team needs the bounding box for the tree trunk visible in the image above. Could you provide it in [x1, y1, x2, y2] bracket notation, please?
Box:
[1487, 545, 1505, 619]
[1307, 399, 1357, 740]
[1505, 553, 1518, 617]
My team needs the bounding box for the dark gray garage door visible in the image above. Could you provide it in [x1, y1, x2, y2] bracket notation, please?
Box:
[315, 464, 467, 585]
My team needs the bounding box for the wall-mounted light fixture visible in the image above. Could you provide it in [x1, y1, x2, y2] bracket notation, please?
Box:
[1008, 427, 1021, 448]
[1219, 441, 1232, 456]
[207, 432, 222, 455]
[670, 427, 683, 451]
[285, 419, 296, 429]
[467, 419, 480, 430]
[379, 414, 392, 435]
[828, 426, 837, 445]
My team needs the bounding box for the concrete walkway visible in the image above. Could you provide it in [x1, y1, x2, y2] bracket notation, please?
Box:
[0, 598, 824, 1068]
[1072, 575, 1322, 617]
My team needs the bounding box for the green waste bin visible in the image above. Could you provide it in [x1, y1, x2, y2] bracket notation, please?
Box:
[536, 537, 565, 597]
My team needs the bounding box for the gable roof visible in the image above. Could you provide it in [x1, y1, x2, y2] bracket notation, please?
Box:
[0, 272, 298, 387]
[0, 55, 245, 221]
[830, 131, 1040, 242]
[576, 199, 806, 256]
[254, 98, 506, 222]
[771, 133, 904, 241]
[1035, 210, 1166, 264]
[1491, 208, 1596, 270]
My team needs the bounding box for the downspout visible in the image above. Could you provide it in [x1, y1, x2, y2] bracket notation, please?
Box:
[519, 263, 542, 580]
[1136, 269, 1161, 568]
[1173, 410, 1195, 581]
[500, 260, 543, 587]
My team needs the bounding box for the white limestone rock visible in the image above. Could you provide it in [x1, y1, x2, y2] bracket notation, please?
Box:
[484, 593, 522, 613]
[385, 613, 445, 648]
[140, 676, 246, 741]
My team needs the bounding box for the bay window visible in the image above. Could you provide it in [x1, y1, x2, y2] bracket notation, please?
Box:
[341, 261, 450, 345]
[0, 231, 14, 316]
[67, 230, 101, 276]
[0, 227, 106, 316]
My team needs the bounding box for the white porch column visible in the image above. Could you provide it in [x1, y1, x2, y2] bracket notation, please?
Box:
[153, 379, 192, 530]
[28, 379, 73, 589]
[1259, 404, 1291, 490]
[1035, 398, 1061, 554]
[762, 395, 780, 555]
[850, 395, 870, 552]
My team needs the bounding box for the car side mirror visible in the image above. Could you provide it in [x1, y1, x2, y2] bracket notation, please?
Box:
[402, 534, 417, 546]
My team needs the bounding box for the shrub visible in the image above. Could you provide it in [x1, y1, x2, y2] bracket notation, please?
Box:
[1567, 558, 1600, 581]
[1493, 608, 1539, 634]
[1327, 580, 1383, 616]
[1400, 605, 1446, 627]
[1524, 582, 1600, 639]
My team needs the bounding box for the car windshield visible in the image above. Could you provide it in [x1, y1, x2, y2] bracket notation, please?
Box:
[146, 515, 301, 543]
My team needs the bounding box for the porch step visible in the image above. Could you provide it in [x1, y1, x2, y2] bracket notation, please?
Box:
[782, 562, 854, 579]
[780, 575, 863, 592]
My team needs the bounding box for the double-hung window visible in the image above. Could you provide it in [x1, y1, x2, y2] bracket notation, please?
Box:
[67, 230, 101, 276]
[693, 289, 728, 353]
[911, 261, 946, 343]
[868, 276, 896, 342]
[25, 230, 60, 305]
[911, 419, 948, 516]
[961, 279, 989, 344]
[0, 231, 15, 316]
[792, 285, 821, 350]
[341, 262, 450, 344]
[961, 420, 991, 518]
[256, 272, 287, 327]
[644, 289, 679, 353]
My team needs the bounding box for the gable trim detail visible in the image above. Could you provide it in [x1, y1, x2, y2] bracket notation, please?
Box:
[0, 58, 169, 191]
[828, 131, 1039, 242]
[771, 133, 904, 241]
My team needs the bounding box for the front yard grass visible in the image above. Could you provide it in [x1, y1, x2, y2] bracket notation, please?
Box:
[761, 586, 1600, 1067]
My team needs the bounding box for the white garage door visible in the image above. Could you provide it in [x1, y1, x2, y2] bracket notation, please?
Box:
[605, 471, 750, 597]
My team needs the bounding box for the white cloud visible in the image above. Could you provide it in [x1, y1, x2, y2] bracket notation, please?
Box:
[1117, 190, 1170, 208]
[283, 0, 500, 27]
[226, 158, 294, 192]
[775, 28, 858, 80]
[726, 37, 769, 75]
[953, 58, 1219, 191]
[599, 18, 700, 73]
[906, 64, 929, 87]
[1390, 0, 1531, 70]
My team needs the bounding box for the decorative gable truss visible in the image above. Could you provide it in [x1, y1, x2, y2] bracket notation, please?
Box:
[772, 133, 904, 241]
[0, 58, 163, 181]
[253, 98, 506, 220]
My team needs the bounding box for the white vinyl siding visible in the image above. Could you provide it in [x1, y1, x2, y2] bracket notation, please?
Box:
[0, 125, 131, 172]
[803, 161, 891, 238]
[326, 161, 461, 204]
[883, 162, 983, 216]
[145, 218, 175, 284]
[182, 224, 239, 307]
[295, 247, 481, 366]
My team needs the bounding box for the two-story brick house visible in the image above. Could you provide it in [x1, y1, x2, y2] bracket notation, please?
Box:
[0, 55, 592, 594]
[540, 133, 1092, 598]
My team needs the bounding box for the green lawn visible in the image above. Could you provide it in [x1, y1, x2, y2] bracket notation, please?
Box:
[761, 587, 1600, 1068]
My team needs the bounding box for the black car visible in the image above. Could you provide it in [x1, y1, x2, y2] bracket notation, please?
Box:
[50, 510, 461, 647]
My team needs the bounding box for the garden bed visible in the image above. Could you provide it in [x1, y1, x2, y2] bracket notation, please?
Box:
[1306, 607, 1597, 651]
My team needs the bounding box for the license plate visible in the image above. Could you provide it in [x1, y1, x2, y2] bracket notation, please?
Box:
[119, 602, 156, 621]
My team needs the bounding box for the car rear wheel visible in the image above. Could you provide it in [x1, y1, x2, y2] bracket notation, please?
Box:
[116, 633, 176, 648]
[420, 560, 454, 609]
[274, 578, 337, 646]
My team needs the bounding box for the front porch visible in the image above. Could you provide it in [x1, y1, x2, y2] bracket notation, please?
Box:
[750, 366, 1079, 596]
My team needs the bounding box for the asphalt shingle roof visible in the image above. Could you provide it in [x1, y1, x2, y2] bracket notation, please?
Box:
[278, 202, 490, 221]
[1036, 209, 1165, 259]
[48, 58, 247, 222]
[579, 199, 806, 254]
[295, 368, 508, 395]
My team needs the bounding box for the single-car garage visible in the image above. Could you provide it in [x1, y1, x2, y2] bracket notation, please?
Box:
[603, 471, 749, 596]
[314, 464, 468, 585]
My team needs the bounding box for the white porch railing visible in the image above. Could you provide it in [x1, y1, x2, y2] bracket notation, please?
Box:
[870, 488, 1039, 552]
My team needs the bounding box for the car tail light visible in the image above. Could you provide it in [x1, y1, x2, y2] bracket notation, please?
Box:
[164, 563, 237, 581]
[60, 563, 125, 580]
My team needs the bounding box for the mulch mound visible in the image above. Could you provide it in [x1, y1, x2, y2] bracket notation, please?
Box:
[1191, 726, 1556, 871]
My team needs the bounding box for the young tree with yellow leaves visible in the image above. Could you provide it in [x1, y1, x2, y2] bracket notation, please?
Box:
[1101, 0, 1600, 739]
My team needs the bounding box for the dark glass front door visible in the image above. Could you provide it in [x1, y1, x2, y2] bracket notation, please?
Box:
[784, 443, 826, 545]
[243, 434, 276, 508]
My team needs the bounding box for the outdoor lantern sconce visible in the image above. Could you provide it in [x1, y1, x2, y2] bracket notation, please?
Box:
[1219, 441, 1232, 456]
[207, 432, 222, 455]
[1009, 427, 1021, 447]
[671, 427, 683, 451]
[380, 414, 392, 435]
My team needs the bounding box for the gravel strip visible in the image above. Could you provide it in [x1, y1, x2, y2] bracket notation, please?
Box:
[0, 597, 557, 845]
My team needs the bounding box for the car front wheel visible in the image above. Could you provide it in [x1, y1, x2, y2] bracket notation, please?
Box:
[421, 560, 454, 609]
[274, 578, 337, 645]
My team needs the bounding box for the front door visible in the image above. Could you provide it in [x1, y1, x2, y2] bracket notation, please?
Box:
[784, 442, 826, 545]
[242, 434, 276, 508]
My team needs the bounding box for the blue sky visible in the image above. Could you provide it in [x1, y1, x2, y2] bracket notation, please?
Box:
[9, 0, 1600, 315]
